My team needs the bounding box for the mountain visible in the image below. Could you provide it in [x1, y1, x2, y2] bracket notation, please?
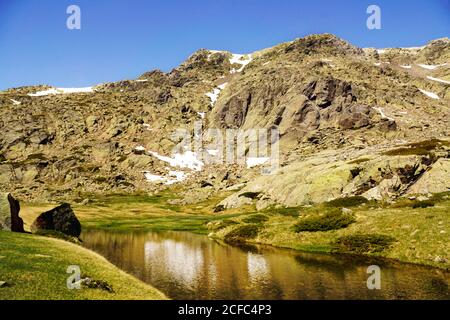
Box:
[0, 34, 449, 208]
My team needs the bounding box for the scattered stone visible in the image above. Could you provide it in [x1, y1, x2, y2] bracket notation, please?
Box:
[81, 275, 114, 293]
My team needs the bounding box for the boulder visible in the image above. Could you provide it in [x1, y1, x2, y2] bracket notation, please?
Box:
[407, 158, 450, 194]
[0, 193, 25, 232]
[31, 203, 81, 237]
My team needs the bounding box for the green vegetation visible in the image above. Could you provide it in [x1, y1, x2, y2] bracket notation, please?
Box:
[212, 191, 450, 269]
[0, 231, 166, 300]
[333, 234, 396, 254]
[412, 200, 435, 209]
[294, 211, 355, 232]
[382, 139, 449, 156]
[224, 224, 260, 244]
[241, 214, 269, 224]
[33, 230, 82, 244]
[324, 196, 368, 208]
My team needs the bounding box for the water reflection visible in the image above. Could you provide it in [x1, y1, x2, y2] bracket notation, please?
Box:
[82, 229, 450, 300]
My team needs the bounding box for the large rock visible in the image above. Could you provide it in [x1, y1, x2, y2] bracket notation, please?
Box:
[407, 159, 450, 194]
[31, 203, 81, 237]
[0, 193, 25, 232]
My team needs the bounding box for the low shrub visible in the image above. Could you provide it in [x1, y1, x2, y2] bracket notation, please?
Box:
[241, 214, 269, 224]
[294, 211, 355, 232]
[333, 234, 396, 254]
[412, 200, 435, 209]
[207, 219, 238, 231]
[224, 225, 260, 244]
[324, 196, 368, 208]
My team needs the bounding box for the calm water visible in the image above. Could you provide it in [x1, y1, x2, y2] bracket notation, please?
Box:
[82, 229, 450, 300]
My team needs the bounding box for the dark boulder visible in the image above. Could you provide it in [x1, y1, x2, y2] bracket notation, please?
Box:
[31, 203, 81, 237]
[0, 193, 25, 233]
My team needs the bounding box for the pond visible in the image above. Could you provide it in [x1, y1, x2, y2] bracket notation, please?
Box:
[82, 229, 450, 300]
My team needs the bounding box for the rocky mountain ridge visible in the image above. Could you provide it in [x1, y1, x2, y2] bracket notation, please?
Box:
[0, 34, 449, 208]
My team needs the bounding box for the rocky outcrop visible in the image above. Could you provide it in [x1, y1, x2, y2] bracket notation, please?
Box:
[217, 153, 438, 210]
[406, 158, 450, 194]
[31, 203, 81, 237]
[0, 193, 25, 232]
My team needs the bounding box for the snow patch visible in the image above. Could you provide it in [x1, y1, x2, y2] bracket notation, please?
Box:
[205, 88, 221, 105]
[149, 150, 204, 171]
[143, 170, 187, 185]
[417, 63, 447, 70]
[205, 82, 227, 106]
[230, 53, 253, 73]
[426, 76, 450, 85]
[246, 157, 269, 169]
[419, 89, 440, 100]
[373, 107, 394, 121]
[197, 112, 206, 119]
[28, 87, 94, 96]
[134, 146, 146, 152]
[206, 149, 219, 156]
[400, 65, 412, 69]
[10, 99, 21, 105]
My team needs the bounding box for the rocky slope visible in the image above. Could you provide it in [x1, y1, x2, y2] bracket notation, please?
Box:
[0, 34, 449, 207]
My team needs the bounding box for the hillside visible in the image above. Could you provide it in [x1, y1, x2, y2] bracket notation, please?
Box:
[0, 34, 449, 208]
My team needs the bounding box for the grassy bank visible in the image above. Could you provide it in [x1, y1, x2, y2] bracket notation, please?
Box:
[0, 231, 167, 300]
[20, 191, 450, 271]
[21, 191, 249, 235]
[210, 193, 450, 270]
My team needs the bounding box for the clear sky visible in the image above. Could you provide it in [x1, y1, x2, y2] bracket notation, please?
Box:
[0, 0, 448, 90]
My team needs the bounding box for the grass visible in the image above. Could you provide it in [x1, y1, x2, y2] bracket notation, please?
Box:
[223, 224, 260, 244]
[0, 231, 166, 300]
[20, 190, 450, 270]
[324, 196, 368, 208]
[21, 191, 249, 235]
[382, 139, 450, 156]
[293, 211, 355, 232]
[212, 192, 450, 269]
[333, 234, 396, 254]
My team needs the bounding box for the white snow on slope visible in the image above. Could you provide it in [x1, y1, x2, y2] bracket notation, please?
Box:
[10, 99, 21, 105]
[143, 172, 167, 183]
[134, 146, 146, 152]
[376, 49, 386, 54]
[205, 82, 228, 106]
[197, 112, 206, 119]
[28, 87, 94, 96]
[149, 150, 204, 171]
[230, 54, 253, 73]
[426, 76, 450, 85]
[246, 157, 269, 169]
[373, 107, 394, 121]
[417, 63, 447, 70]
[419, 89, 440, 100]
[205, 88, 221, 105]
[143, 169, 187, 185]
[400, 65, 412, 69]
[206, 149, 219, 156]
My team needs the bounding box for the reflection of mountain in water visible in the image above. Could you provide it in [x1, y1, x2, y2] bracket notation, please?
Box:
[82, 229, 450, 300]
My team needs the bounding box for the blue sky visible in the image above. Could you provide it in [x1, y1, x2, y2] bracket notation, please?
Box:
[0, 0, 448, 90]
